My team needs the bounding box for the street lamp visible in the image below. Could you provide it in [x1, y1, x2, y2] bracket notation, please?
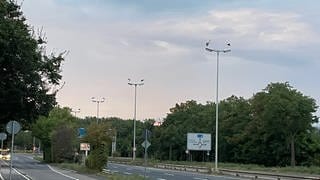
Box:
[91, 97, 105, 123]
[205, 40, 231, 172]
[72, 108, 80, 118]
[128, 78, 144, 160]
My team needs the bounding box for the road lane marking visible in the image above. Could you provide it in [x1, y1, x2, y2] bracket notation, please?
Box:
[1, 160, 30, 180]
[193, 178, 208, 180]
[48, 165, 79, 180]
[156, 178, 166, 180]
[0, 172, 4, 180]
[164, 173, 174, 176]
[13, 168, 31, 180]
[124, 172, 132, 175]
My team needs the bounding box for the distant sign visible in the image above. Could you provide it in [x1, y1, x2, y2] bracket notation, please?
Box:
[6, 121, 21, 135]
[80, 143, 90, 151]
[187, 133, 211, 151]
[78, 128, 86, 138]
[0, 133, 7, 140]
[141, 140, 151, 149]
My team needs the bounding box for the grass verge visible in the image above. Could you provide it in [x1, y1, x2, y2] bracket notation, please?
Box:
[109, 157, 320, 175]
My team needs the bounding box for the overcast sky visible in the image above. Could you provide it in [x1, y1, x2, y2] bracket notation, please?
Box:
[21, 0, 320, 125]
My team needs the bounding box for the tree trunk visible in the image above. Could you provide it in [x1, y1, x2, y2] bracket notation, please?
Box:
[290, 136, 295, 167]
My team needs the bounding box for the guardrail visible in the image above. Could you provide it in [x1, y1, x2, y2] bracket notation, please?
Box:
[108, 159, 320, 180]
[155, 163, 209, 173]
[219, 168, 320, 180]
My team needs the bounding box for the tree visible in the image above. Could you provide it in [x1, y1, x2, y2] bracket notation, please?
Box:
[250, 82, 318, 166]
[0, 0, 65, 127]
[83, 122, 111, 171]
[32, 107, 75, 162]
[219, 95, 252, 162]
[51, 126, 76, 163]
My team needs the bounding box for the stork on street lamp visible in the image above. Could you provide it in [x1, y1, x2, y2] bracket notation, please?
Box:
[128, 78, 144, 160]
[205, 40, 231, 172]
[91, 97, 105, 123]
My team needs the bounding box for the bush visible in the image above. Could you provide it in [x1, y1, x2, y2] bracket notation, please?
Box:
[85, 146, 108, 171]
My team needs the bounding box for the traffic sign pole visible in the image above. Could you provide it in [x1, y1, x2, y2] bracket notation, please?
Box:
[144, 129, 148, 179]
[6, 121, 21, 180]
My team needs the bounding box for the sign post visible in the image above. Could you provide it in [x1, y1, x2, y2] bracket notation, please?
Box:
[6, 121, 21, 180]
[0, 133, 7, 149]
[80, 143, 90, 157]
[187, 133, 211, 163]
[141, 129, 151, 179]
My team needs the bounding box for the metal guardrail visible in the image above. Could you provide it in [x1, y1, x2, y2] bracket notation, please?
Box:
[219, 168, 320, 180]
[108, 159, 320, 180]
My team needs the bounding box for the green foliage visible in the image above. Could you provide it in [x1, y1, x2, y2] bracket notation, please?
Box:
[51, 126, 76, 163]
[14, 130, 33, 150]
[83, 122, 111, 171]
[0, 0, 65, 127]
[32, 107, 76, 162]
[105, 82, 319, 167]
[248, 82, 318, 166]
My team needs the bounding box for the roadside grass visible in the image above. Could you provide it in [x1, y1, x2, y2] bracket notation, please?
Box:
[104, 174, 145, 180]
[109, 157, 320, 175]
[33, 155, 44, 162]
[54, 163, 99, 174]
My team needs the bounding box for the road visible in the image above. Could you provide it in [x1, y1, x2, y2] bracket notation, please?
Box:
[107, 163, 245, 180]
[0, 153, 104, 180]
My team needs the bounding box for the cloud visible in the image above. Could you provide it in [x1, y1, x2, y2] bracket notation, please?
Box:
[21, 1, 320, 119]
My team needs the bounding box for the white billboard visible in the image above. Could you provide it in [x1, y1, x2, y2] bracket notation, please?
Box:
[80, 143, 90, 151]
[187, 133, 211, 151]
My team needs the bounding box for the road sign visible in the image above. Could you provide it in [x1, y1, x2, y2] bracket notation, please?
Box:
[0, 133, 7, 140]
[78, 128, 86, 138]
[141, 140, 151, 149]
[80, 143, 90, 151]
[6, 121, 21, 135]
[187, 133, 211, 151]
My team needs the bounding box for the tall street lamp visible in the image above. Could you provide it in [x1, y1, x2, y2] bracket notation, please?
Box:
[205, 41, 231, 172]
[91, 97, 105, 123]
[72, 108, 80, 118]
[128, 78, 144, 160]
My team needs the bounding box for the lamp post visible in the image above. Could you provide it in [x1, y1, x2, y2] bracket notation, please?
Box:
[205, 41, 231, 172]
[72, 108, 80, 118]
[91, 97, 105, 123]
[128, 78, 144, 160]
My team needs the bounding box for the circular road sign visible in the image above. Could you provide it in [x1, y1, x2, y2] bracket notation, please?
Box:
[6, 121, 21, 135]
[0, 133, 7, 140]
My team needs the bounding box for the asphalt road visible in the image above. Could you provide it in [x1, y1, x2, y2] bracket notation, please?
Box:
[0, 153, 104, 180]
[107, 163, 245, 180]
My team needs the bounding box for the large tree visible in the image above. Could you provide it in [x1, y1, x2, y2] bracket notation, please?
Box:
[32, 107, 76, 162]
[0, 0, 65, 127]
[250, 82, 318, 166]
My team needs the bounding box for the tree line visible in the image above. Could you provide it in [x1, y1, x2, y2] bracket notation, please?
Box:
[109, 82, 320, 167]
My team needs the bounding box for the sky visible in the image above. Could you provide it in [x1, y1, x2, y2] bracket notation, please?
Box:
[20, 0, 320, 126]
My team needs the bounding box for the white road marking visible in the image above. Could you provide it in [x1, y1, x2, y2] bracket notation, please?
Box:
[1, 160, 30, 180]
[124, 172, 132, 175]
[164, 173, 174, 176]
[156, 178, 166, 180]
[193, 178, 208, 180]
[13, 168, 31, 180]
[48, 165, 79, 180]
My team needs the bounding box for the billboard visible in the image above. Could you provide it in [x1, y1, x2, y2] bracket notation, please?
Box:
[187, 133, 211, 151]
[80, 143, 90, 151]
